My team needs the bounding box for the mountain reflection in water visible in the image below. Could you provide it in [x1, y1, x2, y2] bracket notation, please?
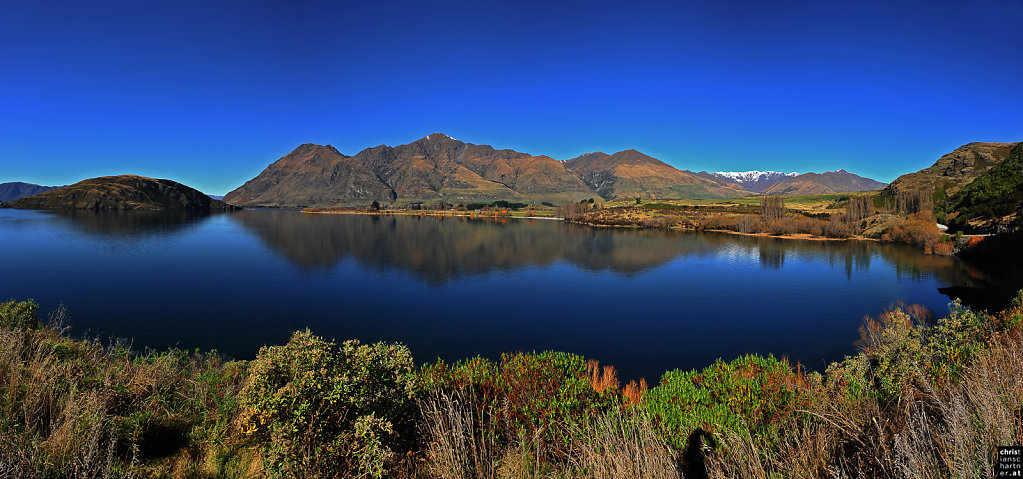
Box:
[0, 208, 991, 382]
[31, 208, 971, 288]
[229, 210, 971, 286]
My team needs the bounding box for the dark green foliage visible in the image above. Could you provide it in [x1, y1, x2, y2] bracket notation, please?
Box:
[644, 355, 818, 450]
[370, 200, 381, 210]
[0, 299, 41, 329]
[238, 330, 416, 478]
[541, 201, 554, 207]
[945, 143, 1023, 233]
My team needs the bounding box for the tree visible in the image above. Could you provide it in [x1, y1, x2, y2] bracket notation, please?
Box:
[846, 195, 872, 223]
[370, 200, 381, 210]
[759, 195, 785, 220]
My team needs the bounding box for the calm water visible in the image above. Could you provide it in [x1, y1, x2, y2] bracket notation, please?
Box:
[0, 209, 980, 382]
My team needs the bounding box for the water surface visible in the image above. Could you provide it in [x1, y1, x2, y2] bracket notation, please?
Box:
[0, 209, 979, 381]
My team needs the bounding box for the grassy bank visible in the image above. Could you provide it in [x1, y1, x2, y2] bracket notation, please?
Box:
[1, 293, 1021, 478]
[562, 194, 956, 254]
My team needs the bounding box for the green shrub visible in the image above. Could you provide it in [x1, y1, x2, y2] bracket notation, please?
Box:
[0, 299, 41, 330]
[829, 302, 994, 406]
[923, 303, 990, 386]
[238, 330, 416, 478]
[644, 354, 818, 450]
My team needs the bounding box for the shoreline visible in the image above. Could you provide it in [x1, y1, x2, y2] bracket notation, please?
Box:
[303, 208, 883, 244]
[564, 218, 881, 243]
[301, 208, 563, 220]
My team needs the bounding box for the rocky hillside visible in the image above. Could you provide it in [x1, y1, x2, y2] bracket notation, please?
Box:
[943, 142, 1023, 233]
[884, 142, 1020, 199]
[6, 175, 238, 211]
[225, 135, 595, 207]
[562, 149, 749, 200]
[226, 135, 747, 207]
[0, 182, 62, 202]
[761, 170, 886, 195]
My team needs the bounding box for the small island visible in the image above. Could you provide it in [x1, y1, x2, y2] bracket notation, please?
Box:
[3, 175, 239, 212]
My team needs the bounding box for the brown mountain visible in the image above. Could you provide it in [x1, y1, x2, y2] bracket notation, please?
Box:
[225, 134, 596, 207]
[761, 170, 886, 195]
[562, 149, 749, 200]
[6, 175, 238, 211]
[884, 141, 1021, 199]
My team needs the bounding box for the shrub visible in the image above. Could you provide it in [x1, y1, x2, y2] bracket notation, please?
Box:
[420, 351, 620, 462]
[700, 214, 763, 234]
[644, 355, 819, 450]
[832, 302, 992, 404]
[881, 211, 941, 250]
[238, 330, 416, 478]
[0, 299, 41, 330]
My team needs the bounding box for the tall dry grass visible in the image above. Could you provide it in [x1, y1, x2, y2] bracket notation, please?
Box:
[418, 388, 501, 479]
[0, 305, 250, 478]
[889, 330, 1023, 478]
[418, 387, 681, 479]
[565, 407, 679, 479]
[701, 305, 1023, 479]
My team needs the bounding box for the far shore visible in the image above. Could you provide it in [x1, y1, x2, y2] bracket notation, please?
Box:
[302, 207, 891, 244]
[565, 218, 880, 242]
[302, 207, 564, 221]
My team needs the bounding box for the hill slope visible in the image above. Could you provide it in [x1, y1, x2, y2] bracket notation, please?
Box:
[563, 149, 749, 200]
[225, 134, 595, 207]
[7, 175, 238, 211]
[762, 170, 886, 195]
[943, 142, 1023, 233]
[884, 142, 1020, 199]
[0, 182, 62, 202]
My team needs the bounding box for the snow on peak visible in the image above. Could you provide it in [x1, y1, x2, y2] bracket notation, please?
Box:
[712, 170, 798, 183]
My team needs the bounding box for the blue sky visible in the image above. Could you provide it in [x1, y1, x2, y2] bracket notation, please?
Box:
[2, 0, 1021, 195]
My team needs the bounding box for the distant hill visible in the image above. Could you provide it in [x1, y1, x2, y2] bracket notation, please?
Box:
[761, 170, 887, 195]
[884, 142, 1020, 200]
[943, 142, 1023, 233]
[696, 171, 799, 193]
[225, 134, 747, 207]
[562, 149, 749, 200]
[7, 175, 239, 211]
[0, 182, 62, 202]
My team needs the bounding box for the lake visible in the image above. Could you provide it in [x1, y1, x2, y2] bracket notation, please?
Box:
[0, 208, 980, 382]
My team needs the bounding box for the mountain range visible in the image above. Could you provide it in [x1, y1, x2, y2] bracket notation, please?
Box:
[0, 182, 63, 202]
[225, 134, 885, 207]
[761, 170, 887, 195]
[698, 171, 799, 193]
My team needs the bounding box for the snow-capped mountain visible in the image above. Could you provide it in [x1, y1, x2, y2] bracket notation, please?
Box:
[709, 171, 799, 193]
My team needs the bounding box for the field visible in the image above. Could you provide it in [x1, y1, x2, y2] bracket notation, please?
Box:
[602, 191, 877, 214]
